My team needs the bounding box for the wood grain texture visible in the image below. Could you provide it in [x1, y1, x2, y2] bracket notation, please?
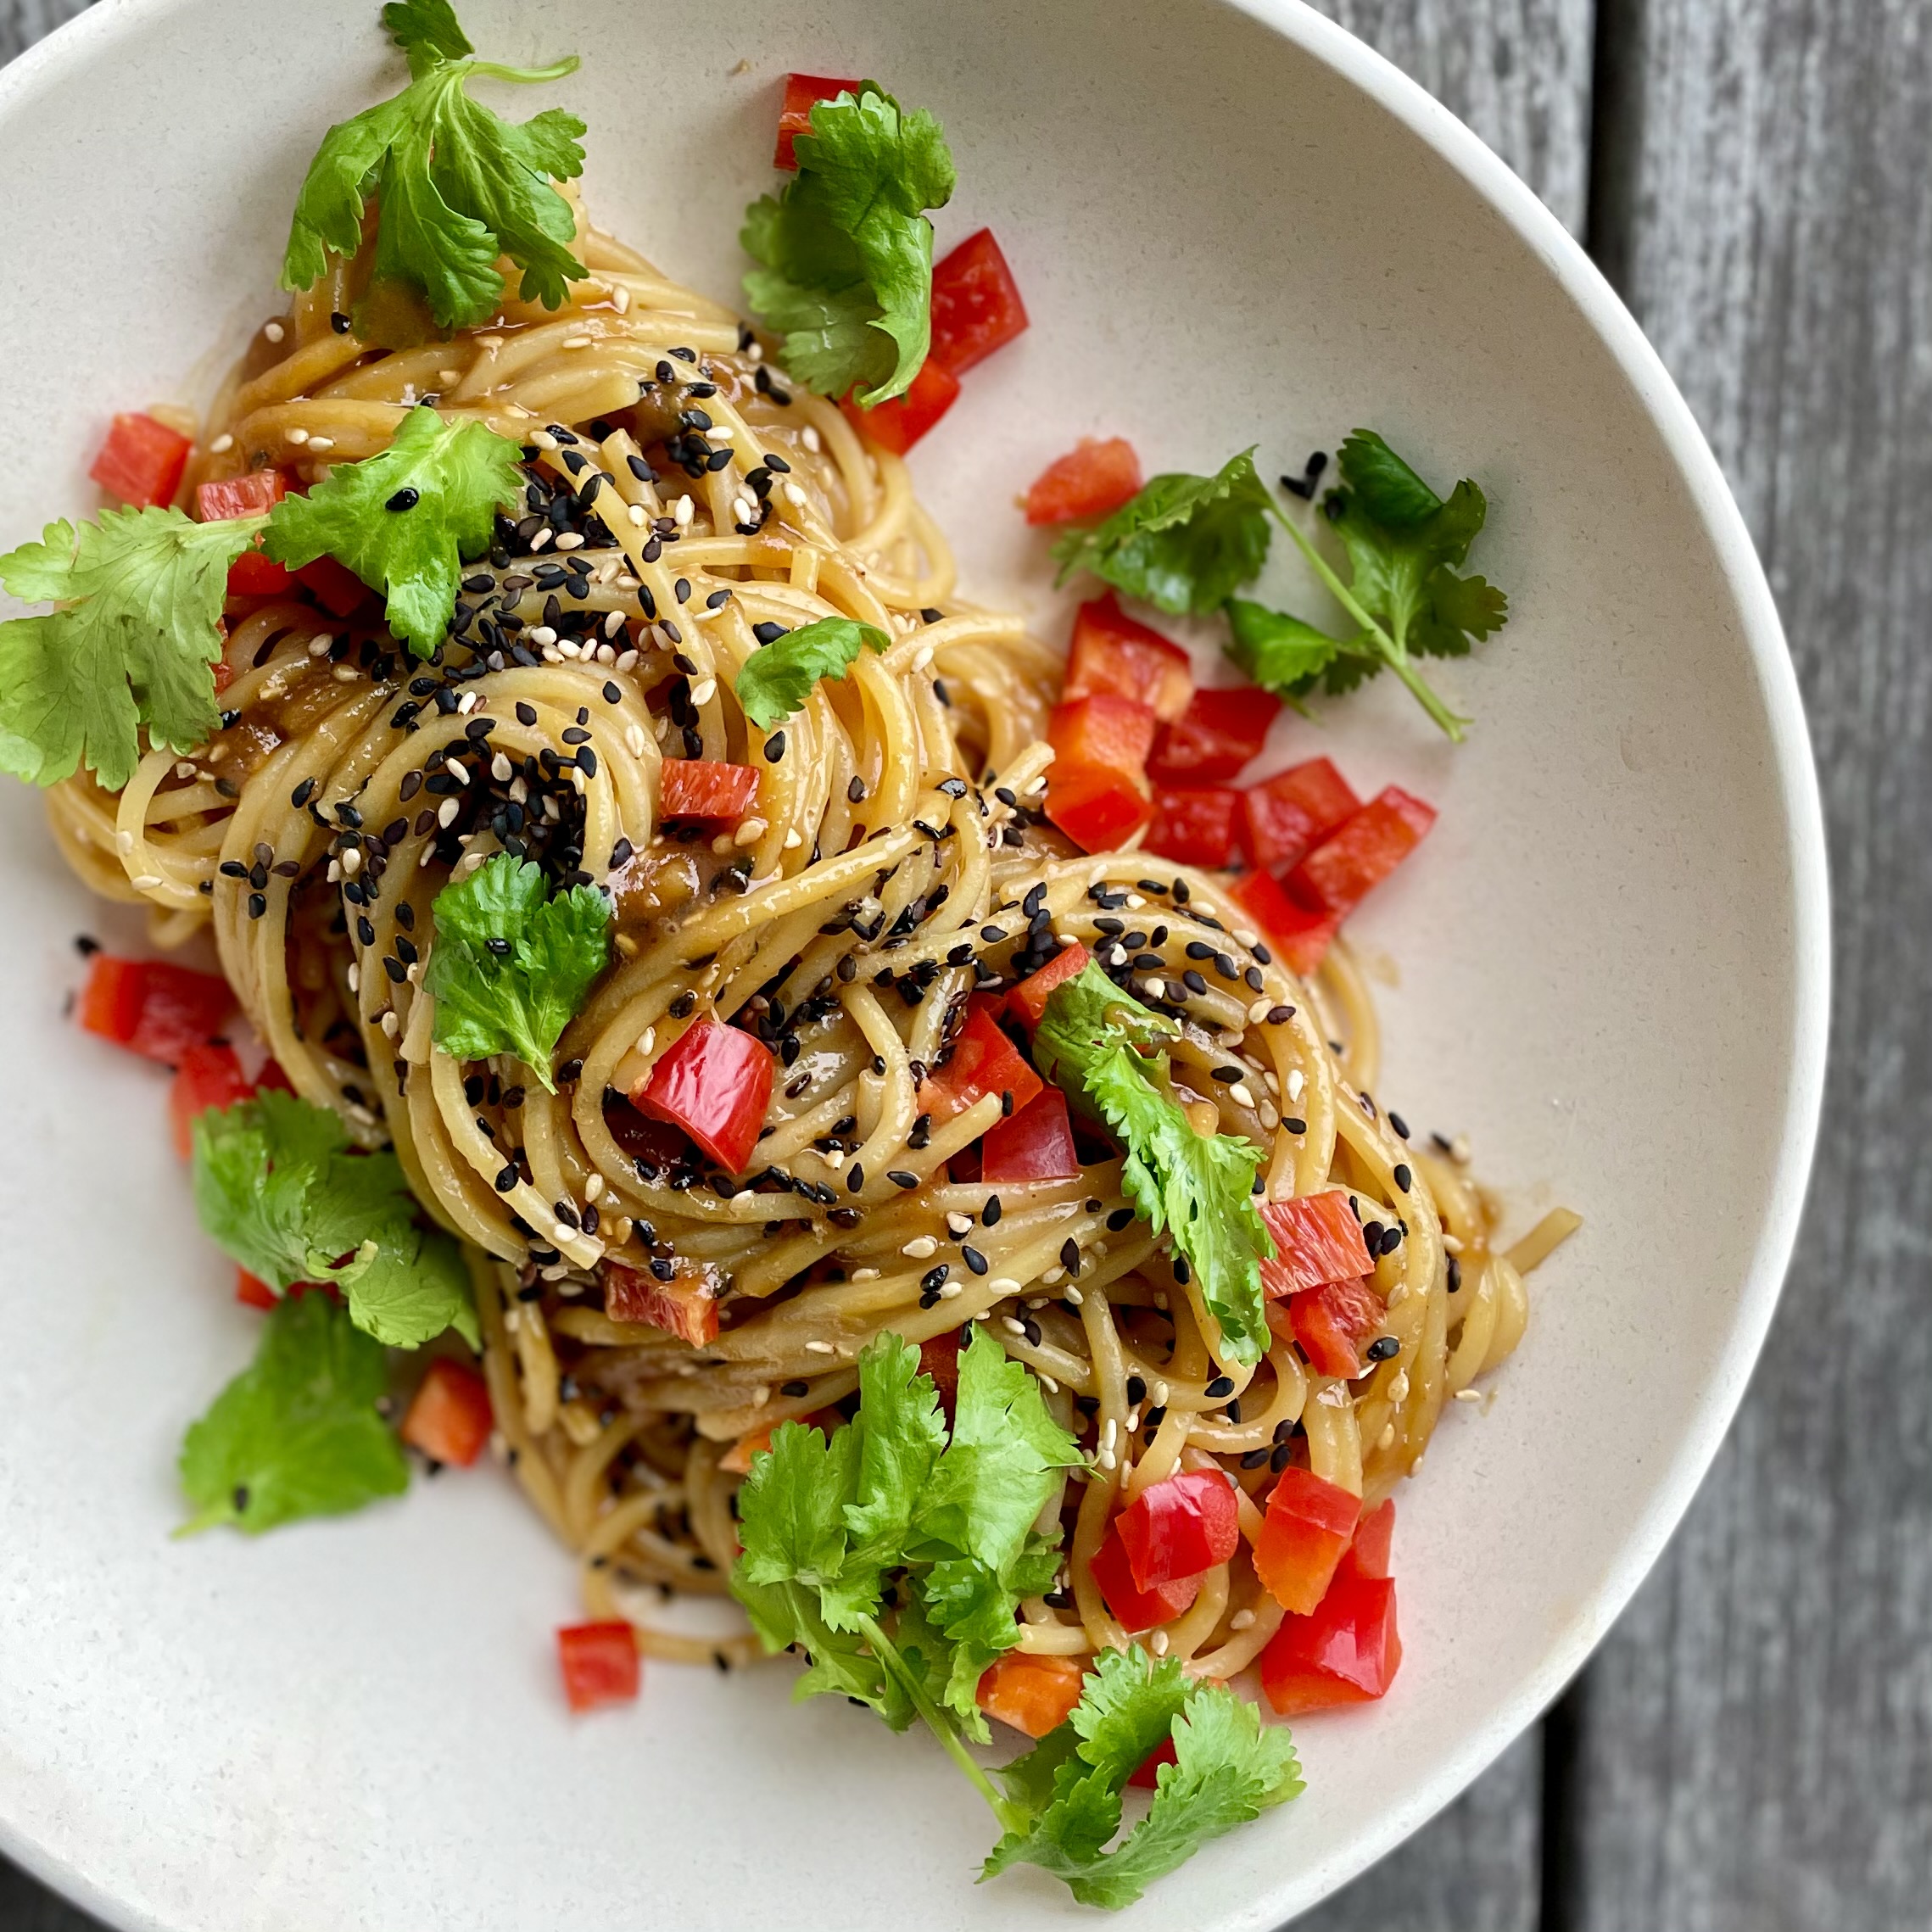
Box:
[1562, 0, 1932, 1928]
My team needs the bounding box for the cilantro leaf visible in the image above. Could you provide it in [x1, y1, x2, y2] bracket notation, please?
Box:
[177, 1290, 409, 1535]
[734, 616, 891, 728]
[1035, 964, 1271, 1367]
[741, 87, 956, 405]
[423, 852, 611, 1088]
[262, 405, 523, 658]
[192, 1091, 475, 1348]
[0, 507, 258, 790]
[282, 2, 586, 343]
[1051, 450, 1273, 617]
[1224, 595, 1388, 710]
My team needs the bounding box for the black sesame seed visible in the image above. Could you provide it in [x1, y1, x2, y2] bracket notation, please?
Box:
[1366, 1336, 1400, 1362]
[887, 1170, 919, 1190]
[385, 487, 420, 512]
[1204, 1375, 1235, 1399]
[1393, 1163, 1412, 1192]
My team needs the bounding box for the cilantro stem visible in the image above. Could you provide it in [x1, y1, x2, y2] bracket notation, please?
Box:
[1270, 502, 1470, 741]
[468, 56, 582, 85]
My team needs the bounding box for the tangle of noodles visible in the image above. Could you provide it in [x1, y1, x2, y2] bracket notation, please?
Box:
[48, 188, 1577, 1671]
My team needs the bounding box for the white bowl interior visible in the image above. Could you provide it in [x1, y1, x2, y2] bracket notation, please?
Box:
[0, 1, 1825, 1928]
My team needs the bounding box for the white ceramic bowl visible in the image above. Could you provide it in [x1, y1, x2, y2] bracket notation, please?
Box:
[0, 1, 1828, 1927]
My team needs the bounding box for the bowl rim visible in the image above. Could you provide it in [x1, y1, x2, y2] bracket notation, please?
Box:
[0, 0, 1830, 1926]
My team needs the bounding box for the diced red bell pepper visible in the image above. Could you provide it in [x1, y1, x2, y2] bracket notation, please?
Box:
[918, 1331, 963, 1420]
[1128, 1737, 1179, 1790]
[632, 1018, 773, 1174]
[1237, 757, 1361, 874]
[1253, 1465, 1361, 1616]
[1064, 593, 1192, 722]
[167, 1041, 254, 1159]
[1025, 438, 1142, 527]
[1045, 762, 1155, 852]
[1089, 1520, 1201, 1632]
[197, 471, 287, 523]
[1148, 687, 1281, 785]
[1046, 692, 1158, 853]
[1259, 1192, 1376, 1298]
[235, 1268, 279, 1311]
[659, 759, 760, 822]
[1259, 1568, 1401, 1716]
[924, 997, 1044, 1122]
[78, 955, 237, 1067]
[557, 1621, 640, 1712]
[773, 70, 859, 170]
[90, 412, 192, 508]
[1006, 941, 1090, 1030]
[226, 548, 293, 596]
[1277, 1278, 1386, 1378]
[976, 1652, 1086, 1739]
[980, 1086, 1080, 1183]
[604, 1259, 722, 1345]
[929, 228, 1029, 376]
[720, 1408, 839, 1474]
[1287, 786, 1437, 919]
[840, 357, 961, 455]
[1144, 786, 1242, 868]
[1116, 1469, 1241, 1590]
[294, 555, 371, 617]
[1231, 868, 1339, 978]
[1344, 1499, 1395, 1583]
[399, 1358, 494, 1468]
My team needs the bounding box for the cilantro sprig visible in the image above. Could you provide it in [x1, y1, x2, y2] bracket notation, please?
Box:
[193, 1090, 476, 1348]
[734, 615, 891, 728]
[282, 0, 588, 345]
[1033, 964, 1272, 1367]
[742, 86, 956, 405]
[423, 852, 611, 1086]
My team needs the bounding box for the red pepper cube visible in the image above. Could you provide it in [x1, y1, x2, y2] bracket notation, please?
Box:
[1344, 1499, 1395, 1583]
[90, 412, 192, 508]
[197, 471, 287, 522]
[918, 1331, 963, 1421]
[1116, 1469, 1241, 1591]
[1127, 1736, 1179, 1790]
[1046, 692, 1158, 855]
[1231, 868, 1339, 978]
[1149, 686, 1281, 785]
[1045, 762, 1155, 853]
[924, 996, 1044, 1122]
[1287, 785, 1438, 919]
[840, 357, 960, 455]
[295, 555, 371, 618]
[980, 1086, 1080, 1184]
[1089, 1520, 1202, 1632]
[1025, 438, 1142, 528]
[658, 759, 760, 823]
[1237, 757, 1361, 874]
[1144, 786, 1242, 868]
[632, 1017, 773, 1173]
[1272, 1278, 1386, 1379]
[1253, 1465, 1361, 1616]
[1005, 941, 1091, 1031]
[976, 1652, 1086, 1739]
[1064, 593, 1192, 722]
[1259, 1569, 1402, 1716]
[604, 1259, 722, 1345]
[77, 955, 237, 1066]
[929, 228, 1030, 376]
[167, 1041, 254, 1159]
[226, 548, 293, 596]
[774, 71, 859, 170]
[399, 1358, 494, 1468]
[1259, 1192, 1376, 1298]
[557, 1621, 640, 1712]
[235, 1268, 279, 1311]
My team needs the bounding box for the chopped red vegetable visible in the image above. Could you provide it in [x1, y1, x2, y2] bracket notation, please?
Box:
[1063, 592, 1192, 722]
[1046, 691, 1159, 853]
[632, 1018, 773, 1173]
[1116, 1469, 1241, 1590]
[1287, 785, 1437, 919]
[1231, 868, 1339, 978]
[557, 1621, 640, 1713]
[773, 70, 859, 170]
[1005, 941, 1091, 1030]
[1253, 1465, 1361, 1616]
[1144, 786, 1241, 868]
[196, 471, 287, 522]
[226, 548, 293, 596]
[924, 996, 1044, 1122]
[90, 412, 192, 508]
[1345, 1499, 1395, 1583]
[399, 1358, 494, 1468]
[1024, 438, 1142, 527]
[980, 1086, 1080, 1183]
[167, 1041, 253, 1159]
[976, 1652, 1086, 1739]
[840, 357, 961, 455]
[929, 228, 1029, 376]
[918, 1331, 963, 1420]
[721, 1407, 838, 1474]
[294, 554, 371, 618]
[78, 955, 236, 1067]
[1259, 1192, 1376, 1298]
[1044, 761, 1155, 853]
[1089, 1520, 1202, 1632]
[1237, 757, 1361, 874]
[1277, 1278, 1387, 1379]
[235, 1268, 278, 1311]
[1048, 692, 1157, 776]
[1128, 1737, 1179, 1790]
[1259, 1567, 1402, 1716]
[604, 1259, 721, 1345]
[1148, 686, 1281, 785]
[658, 758, 760, 822]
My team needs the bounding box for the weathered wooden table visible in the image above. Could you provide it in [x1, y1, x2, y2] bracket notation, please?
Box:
[2, 0, 1924, 1925]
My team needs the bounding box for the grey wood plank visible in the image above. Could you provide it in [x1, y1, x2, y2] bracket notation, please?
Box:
[1560, 1, 1932, 1929]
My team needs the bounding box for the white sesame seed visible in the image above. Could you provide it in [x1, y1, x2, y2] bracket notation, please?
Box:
[1002, 1316, 1027, 1337]
[611, 285, 632, 315]
[1248, 997, 1272, 1025]
[805, 1339, 836, 1354]
[616, 649, 639, 672]
[1149, 1630, 1170, 1656]
[1096, 1447, 1118, 1472]
[624, 723, 647, 758]
[1231, 1083, 1256, 1109]
[340, 845, 361, 874]
[528, 527, 553, 550]
[130, 874, 162, 890]
[332, 663, 359, 682]
[562, 335, 594, 349]
[1142, 977, 1165, 1000]
[783, 481, 808, 509]
[1388, 1371, 1410, 1404]
[491, 753, 512, 783]
[437, 797, 460, 828]
[939, 1281, 963, 1299]
[264, 321, 285, 343]
[532, 430, 558, 450]
[801, 425, 822, 453]
[783, 829, 802, 849]
[603, 610, 625, 638]
[306, 436, 335, 453]
[1063, 1284, 1084, 1305]
[946, 1211, 974, 1236]
[690, 677, 717, 706]
[673, 495, 695, 527]
[287, 427, 309, 444]
[1042, 1265, 1064, 1286]
[902, 1236, 938, 1259]
[1229, 1609, 1256, 1632]
[1378, 1422, 1398, 1448]
[438, 369, 461, 386]
[528, 625, 557, 646]
[627, 502, 647, 526]
[209, 433, 234, 454]
[380, 1010, 399, 1037]
[708, 422, 736, 441]
[307, 636, 332, 657]
[346, 963, 360, 993]
[1454, 1388, 1484, 1404]
[446, 758, 470, 784]
[554, 532, 584, 550]
[988, 1278, 1021, 1295]
[173, 760, 196, 779]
